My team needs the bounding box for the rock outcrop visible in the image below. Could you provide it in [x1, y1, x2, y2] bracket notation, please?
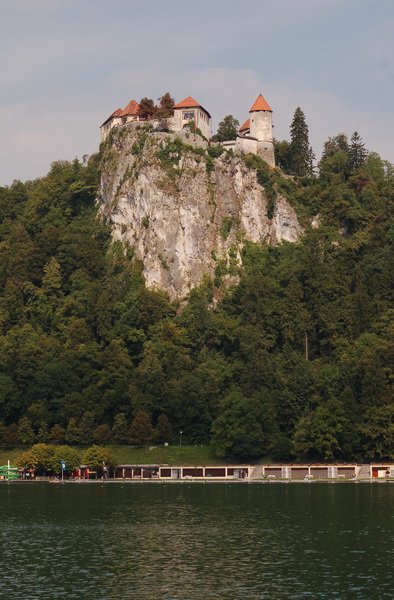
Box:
[97, 124, 303, 300]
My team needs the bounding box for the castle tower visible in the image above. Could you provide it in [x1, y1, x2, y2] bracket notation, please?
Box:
[249, 94, 275, 167]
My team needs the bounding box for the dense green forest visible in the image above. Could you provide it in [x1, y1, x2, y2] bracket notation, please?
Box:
[0, 124, 393, 462]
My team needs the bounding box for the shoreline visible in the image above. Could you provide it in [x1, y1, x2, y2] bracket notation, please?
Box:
[3, 478, 393, 485]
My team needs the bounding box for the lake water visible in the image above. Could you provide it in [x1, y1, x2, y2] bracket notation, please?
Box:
[0, 482, 392, 599]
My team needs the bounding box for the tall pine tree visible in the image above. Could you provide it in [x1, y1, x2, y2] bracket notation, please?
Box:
[288, 107, 315, 177]
[349, 131, 368, 171]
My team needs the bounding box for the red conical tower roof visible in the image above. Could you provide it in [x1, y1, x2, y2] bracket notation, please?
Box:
[249, 94, 272, 113]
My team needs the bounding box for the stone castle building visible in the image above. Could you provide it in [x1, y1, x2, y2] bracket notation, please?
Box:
[234, 94, 275, 167]
[100, 95, 211, 142]
[100, 93, 275, 166]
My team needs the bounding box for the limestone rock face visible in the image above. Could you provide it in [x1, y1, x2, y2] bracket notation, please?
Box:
[97, 124, 303, 299]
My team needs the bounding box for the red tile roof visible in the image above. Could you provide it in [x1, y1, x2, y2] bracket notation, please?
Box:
[173, 96, 202, 109]
[239, 119, 250, 132]
[249, 94, 272, 112]
[120, 100, 140, 117]
[174, 96, 211, 119]
[101, 108, 123, 126]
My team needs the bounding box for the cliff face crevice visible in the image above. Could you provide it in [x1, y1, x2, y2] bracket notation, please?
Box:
[97, 124, 303, 299]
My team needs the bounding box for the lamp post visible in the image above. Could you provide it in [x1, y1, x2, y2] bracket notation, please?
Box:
[179, 430, 183, 447]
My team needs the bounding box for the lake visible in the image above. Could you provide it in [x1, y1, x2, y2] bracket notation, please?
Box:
[0, 482, 392, 599]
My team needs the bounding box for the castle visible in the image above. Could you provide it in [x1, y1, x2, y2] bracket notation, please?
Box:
[100, 93, 275, 167]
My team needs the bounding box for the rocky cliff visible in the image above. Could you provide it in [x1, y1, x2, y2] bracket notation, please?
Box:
[97, 124, 303, 300]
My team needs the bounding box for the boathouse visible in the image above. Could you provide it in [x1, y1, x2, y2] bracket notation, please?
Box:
[158, 465, 250, 480]
[112, 464, 250, 480]
[260, 464, 359, 479]
[370, 464, 394, 478]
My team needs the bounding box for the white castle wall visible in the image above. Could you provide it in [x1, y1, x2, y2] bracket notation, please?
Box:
[257, 141, 275, 167]
[236, 136, 257, 155]
[170, 108, 211, 140]
[249, 110, 273, 141]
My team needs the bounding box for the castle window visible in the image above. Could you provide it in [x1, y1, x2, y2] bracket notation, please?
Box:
[183, 110, 195, 120]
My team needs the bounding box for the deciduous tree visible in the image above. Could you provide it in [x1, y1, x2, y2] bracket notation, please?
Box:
[211, 390, 268, 460]
[49, 424, 66, 444]
[16, 443, 55, 474]
[156, 92, 175, 119]
[128, 410, 153, 446]
[138, 97, 157, 120]
[83, 445, 117, 476]
[51, 445, 81, 476]
[93, 424, 111, 445]
[212, 115, 239, 142]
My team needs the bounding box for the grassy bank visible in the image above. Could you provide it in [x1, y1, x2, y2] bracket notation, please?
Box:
[0, 445, 230, 466]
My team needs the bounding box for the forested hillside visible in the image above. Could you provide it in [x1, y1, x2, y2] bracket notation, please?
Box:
[0, 131, 393, 461]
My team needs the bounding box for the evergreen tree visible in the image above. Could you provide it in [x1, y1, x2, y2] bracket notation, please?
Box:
[37, 421, 49, 443]
[42, 257, 63, 299]
[65, 418, 79, 445]
[76, 411, 95, 445]
[128, 410, 153, 446]
[288, 107, 314, 177]
[16, 416, 36, 445]
[154, 414, 173, 444]
[349, 131, 368, 171]
[111, 413, 129, 444]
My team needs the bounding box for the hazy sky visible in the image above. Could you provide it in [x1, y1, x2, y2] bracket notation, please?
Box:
[1, 0, 393, 185]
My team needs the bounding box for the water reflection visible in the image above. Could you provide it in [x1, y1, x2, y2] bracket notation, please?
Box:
[0, 483, 392, 599]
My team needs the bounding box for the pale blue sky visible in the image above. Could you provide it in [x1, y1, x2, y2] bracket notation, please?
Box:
[1, 0, 393, 184]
